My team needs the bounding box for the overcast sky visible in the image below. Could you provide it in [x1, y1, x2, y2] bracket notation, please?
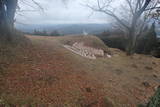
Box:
[16, 0, 112, 25]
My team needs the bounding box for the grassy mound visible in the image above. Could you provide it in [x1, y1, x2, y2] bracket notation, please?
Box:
[58, 35, 111, 54]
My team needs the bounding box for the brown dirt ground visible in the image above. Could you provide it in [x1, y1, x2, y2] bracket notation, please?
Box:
[0, 35, 160, 107]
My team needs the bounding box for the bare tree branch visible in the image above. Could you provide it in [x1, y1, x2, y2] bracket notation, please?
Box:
[85, 0, 159, 55]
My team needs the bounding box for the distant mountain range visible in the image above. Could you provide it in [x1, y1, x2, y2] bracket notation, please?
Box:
[16, 24, 111, 35]
[16, 23, 160, 38]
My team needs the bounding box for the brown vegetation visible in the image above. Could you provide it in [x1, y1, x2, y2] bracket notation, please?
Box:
[0, 35, 159, 106]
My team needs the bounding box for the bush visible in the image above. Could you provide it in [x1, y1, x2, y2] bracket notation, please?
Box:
[97, 33, 127, 51]
[33, 29, 48, 36]
[33, 29, 62, 36]
[136, 23, 157, 54]
[147, 86, 160, 107]
[151, 38, 160, 58]
[49, 30, 61, 36]
[98, 23, 159, 56]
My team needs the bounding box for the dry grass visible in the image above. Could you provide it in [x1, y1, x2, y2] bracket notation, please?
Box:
[0, 33, 31, 73]
[58, 35, 110, 53]
[0, 35, 160, 106]
[56, 35, 160, 106]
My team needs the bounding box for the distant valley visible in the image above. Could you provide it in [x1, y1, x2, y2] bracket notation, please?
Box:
[16, 23, 111, 35]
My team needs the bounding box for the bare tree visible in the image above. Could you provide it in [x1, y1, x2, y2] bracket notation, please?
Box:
[86, 0, 160, 55]
[0, 0, 67, 41]
[0, 0, 43, 41]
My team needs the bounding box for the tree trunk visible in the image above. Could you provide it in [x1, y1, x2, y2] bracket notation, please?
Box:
[125, 0, 151, 55]
[126, 13, 142, 55]
[0, 0, 17, 41]
[126, 30, 135, 55]
[0, 0, 7, 32]
[6, 0, 17, 28]
[126, 21, 136, 55]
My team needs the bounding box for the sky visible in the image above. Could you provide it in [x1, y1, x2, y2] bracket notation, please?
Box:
[15, 0, 111, 25]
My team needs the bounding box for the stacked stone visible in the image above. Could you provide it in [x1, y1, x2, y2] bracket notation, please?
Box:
[73, 42, 104, 57]
[63, 42, 107, 59]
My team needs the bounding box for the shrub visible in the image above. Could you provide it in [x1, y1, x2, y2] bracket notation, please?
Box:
[98, 34, 127, 51]
[98, 23, 158, 56]
[136, 23, 157, 54]
[33, 29, 48, 36]
[33, 29, 61, 36]
[49, 30, 61, 36]
[147, 86, 160, 107]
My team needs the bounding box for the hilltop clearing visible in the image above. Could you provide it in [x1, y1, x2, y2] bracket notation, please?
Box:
[0, 35, 160, 106]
